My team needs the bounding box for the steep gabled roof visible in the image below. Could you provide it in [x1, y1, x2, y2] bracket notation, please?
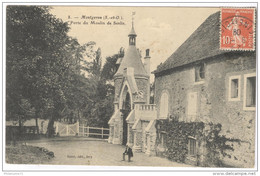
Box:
[114, 45, 148, 78]
[154, 11, 231, 75]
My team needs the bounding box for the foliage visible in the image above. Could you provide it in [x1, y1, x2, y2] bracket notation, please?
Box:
[80, 41, 102, 77]
[155, 119, 204, 163]
[101, 47, 124, 81]
[6, 5, 124, 136]
[155, 118, 236, 166]
[6, 6, 92, 136]
[83, 48, 124, 128]
[84, 82, 114, 128]
[204, 123, 239, 166]
[6, 145, 54, 164]
[150, 82, 155, 104]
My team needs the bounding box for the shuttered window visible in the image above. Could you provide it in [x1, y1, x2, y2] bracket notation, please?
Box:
[243, 73, 256, 110]
[246, 77, 256, 107]
[228, 75, 241, 101]
[159, 92, 169, 119]
[187, 92, 198, 122]
[195, 63, 205, 82]
[188, 137, 196, 156]
[231, 79, 239, 98]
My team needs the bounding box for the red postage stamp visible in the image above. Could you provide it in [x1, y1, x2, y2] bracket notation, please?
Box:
[220, 8, 255, 51]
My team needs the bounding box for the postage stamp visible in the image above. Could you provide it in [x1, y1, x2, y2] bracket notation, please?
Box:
[220, 8, 255, 51]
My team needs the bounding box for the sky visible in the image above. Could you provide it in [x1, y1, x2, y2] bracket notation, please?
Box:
[50, 6, 219, 80]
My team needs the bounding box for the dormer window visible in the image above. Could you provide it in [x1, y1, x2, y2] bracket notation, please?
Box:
[195, 63, 205, 82]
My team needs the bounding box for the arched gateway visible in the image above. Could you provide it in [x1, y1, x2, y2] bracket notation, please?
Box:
[108, 20, 157, 155]
[120, 85, 132, 145]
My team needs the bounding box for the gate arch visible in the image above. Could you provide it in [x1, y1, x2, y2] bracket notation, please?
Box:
[119, 82, 133, 145]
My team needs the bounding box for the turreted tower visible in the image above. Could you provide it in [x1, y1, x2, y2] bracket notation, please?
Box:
[108, 16, 151, 146]
[128, 23, 137, 46]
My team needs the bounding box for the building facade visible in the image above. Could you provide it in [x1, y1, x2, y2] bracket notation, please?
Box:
[108, 12, 256, 167]
[153, 12, 256, 167]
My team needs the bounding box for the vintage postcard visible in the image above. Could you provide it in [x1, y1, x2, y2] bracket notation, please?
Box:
[2, 2, 258, 173]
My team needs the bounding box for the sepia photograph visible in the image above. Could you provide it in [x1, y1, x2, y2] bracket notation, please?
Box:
[2, 2, 257, 172]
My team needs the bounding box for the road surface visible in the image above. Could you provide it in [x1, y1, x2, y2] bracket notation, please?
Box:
[26, 137, 192, 167]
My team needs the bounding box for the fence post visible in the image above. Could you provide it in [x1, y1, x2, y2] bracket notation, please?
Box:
[87, 126, 89, 137]
[82, 124, 84, 136]
[101, 127, 103, 139]
[77, 121, 79, 136]
[66, 124, 69, 136]
[56, 123, 58, 135]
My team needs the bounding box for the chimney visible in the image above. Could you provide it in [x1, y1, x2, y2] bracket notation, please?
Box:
[144, 49, 151, 75]
[144, 49, 151, 104]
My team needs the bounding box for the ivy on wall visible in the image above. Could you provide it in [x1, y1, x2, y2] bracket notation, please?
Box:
[205, 123, 240, 166]
[155, 119, 239, 167]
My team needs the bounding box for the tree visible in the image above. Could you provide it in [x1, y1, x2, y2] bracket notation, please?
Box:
[150, 82, 155, 104]
[80, 42, 102, 78]
[6, 6, 125, 137]
[101, 47, 124, 81]
[82, 48, 124, 128]
[6, 6, 68, 133]
[6, 6, 91, 136]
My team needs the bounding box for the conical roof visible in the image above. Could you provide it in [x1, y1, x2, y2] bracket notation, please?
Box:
[114, 45, 148, 78]
[128, 27, 137, 36]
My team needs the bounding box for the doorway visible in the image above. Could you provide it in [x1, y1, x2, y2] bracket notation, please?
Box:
[121, 92, 131, 145]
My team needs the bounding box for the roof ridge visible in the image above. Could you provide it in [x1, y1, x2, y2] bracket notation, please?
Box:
[154, 11, 230, 74]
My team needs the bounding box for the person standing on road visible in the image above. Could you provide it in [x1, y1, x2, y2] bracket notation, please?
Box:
[122, 145, 133, 162]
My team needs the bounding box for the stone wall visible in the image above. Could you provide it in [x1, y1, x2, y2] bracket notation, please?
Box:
[154, 52, 256, 167]
[114, 77, 149, 104]
[141, 121, 149, 152]
[114, 78, 123, 103]
[112, 75, 150, 146]
[135, 78, 149, 103]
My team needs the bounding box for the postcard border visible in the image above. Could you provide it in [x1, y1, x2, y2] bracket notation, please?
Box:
[1, 1, 259, 173]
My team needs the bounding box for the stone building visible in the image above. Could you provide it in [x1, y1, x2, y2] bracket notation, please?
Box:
[108, 24, 157, 155]
[153, 11, 256, 167]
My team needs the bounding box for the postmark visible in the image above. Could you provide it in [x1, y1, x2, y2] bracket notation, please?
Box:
[220, 8, 255, 51]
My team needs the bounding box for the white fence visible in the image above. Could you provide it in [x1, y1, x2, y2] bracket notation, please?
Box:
[79, 125, 109, 139]
[56, 121, 79, 136]
[55, 121, 109, 138]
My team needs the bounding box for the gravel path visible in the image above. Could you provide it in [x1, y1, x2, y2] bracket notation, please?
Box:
[26, 137, 192, 167]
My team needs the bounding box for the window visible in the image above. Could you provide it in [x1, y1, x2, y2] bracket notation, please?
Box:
[231, 79, 239, 98]
[161, 132, 167, 148]
[159, 91, 169, 119]
[195, 63, 205, 82]
[187, 92, 198, 122]
[188, 137, 196, 156]
[244, 73, 256, 110]
[228, 75, 241, 101]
